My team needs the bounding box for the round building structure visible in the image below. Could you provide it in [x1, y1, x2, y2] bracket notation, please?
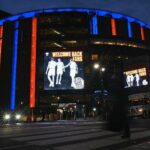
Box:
[0, 8, 150, 120]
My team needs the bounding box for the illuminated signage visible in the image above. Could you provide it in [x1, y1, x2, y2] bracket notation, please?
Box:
[124, 68, 148, 88]
[44, 51, 84, 90]
[52, 51, 83, 62]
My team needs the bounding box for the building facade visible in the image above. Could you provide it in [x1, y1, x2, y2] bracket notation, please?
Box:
[0, 9, 150, 118]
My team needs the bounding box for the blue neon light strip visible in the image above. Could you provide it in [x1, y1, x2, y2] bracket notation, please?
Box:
[10, 21, 19, 110]
[91, 16, 98, 35]
[0, 8, 150, 29]
[128, 22, 132, 38]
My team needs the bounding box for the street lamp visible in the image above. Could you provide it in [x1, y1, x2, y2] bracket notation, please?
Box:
[93, 63, 106, 74]
[93, 63, 106, 71]
[101, 67, 106, 72]
[93, 63, 106, 120]
[94, 63, 100, 69]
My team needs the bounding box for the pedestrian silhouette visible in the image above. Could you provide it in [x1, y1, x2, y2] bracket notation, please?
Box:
[120, 100, 130, 138]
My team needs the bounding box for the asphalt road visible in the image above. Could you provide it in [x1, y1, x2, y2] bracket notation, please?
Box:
[130, 118, 150, 129]
[0, 119, 150, 150]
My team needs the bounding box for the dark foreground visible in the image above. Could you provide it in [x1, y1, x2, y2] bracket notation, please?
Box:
[0, 119, 150, 150]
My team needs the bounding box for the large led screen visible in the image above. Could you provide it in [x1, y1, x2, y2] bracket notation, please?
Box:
[44, 51, 84, 90]
[124, 68, 148, 88]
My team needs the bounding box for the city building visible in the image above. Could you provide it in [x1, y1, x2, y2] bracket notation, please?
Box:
[0, 8, 150, 119]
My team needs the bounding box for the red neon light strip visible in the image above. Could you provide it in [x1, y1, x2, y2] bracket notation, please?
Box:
[0, 39, 2, 64]
[111, 18, 117, 36]
[140, 27, 145, 41]
[0, 26, 3, 38]
[0, 26, 3, 64]
[30, 18, 37, 108]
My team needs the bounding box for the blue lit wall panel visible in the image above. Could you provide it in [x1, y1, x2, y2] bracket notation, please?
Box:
[128, 22, 132, 38]
[10, 21, 19, 110]
[0, 8, 149, 29]
[91, 16, 98, 35]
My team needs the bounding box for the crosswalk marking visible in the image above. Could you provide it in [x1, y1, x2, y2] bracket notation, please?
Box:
[0, 144, 31, 150]
[28, 130, 115, 146]
[13, 128, 103, 141]
[54, 130, 150, 150]
[0, 123, 150, 150]
[0, 125, 100, 138]
[0, 125, 144, 135]
[54, 135, 125, 150]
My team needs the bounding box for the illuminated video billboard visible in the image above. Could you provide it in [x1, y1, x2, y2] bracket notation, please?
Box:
[44, 51, 84, 90]
[124, 68, 148, 88]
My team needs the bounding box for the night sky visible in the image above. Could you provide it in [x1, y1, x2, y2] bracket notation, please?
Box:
[0, 0, 150, 25]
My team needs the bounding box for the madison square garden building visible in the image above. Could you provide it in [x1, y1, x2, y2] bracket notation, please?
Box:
[0, 8, 150, 119]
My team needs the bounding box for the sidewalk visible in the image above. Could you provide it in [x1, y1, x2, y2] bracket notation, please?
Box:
[30, 118, 106, 126]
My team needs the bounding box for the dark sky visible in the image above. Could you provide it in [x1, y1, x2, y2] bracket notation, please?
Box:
[0, 0, 150, 24]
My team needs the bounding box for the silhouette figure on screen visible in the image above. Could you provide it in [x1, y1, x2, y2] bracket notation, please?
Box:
[56, 58, 65, 85]
[135, 73, 140, 86]
[126, 74, 131, 87]
[45, 58, 56, 87]
[126, 74, 134, 87]
[130, 74, 134, 87]
[65, 59, 78, 88]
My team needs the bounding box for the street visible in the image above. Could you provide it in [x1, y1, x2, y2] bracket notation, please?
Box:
[0, 119, 150, 150]
[130, 118, 150, 129]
